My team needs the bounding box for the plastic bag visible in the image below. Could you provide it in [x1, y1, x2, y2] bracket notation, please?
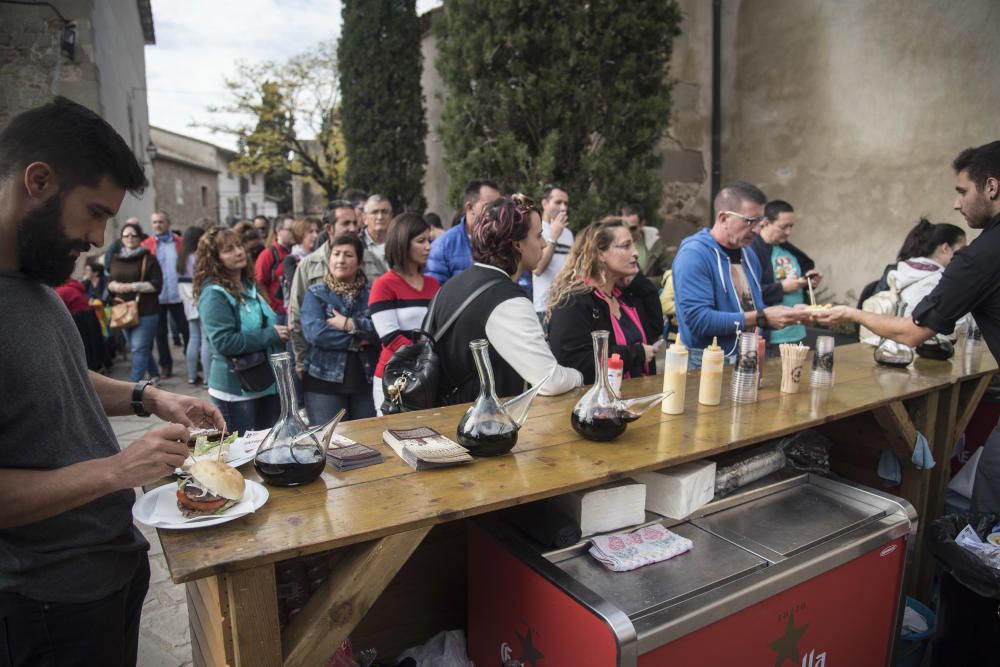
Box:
[714, 442, 786, 497]
[779, 429, 832, 474]
[396, 629, 474, 667]
[925, 513, 1000, 598]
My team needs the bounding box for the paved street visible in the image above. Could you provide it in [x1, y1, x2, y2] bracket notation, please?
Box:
[107, 354, 204, 667]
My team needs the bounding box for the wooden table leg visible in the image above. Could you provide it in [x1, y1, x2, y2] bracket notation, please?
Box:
[225, 565, 283, 666]
[282, 526, 432, 667]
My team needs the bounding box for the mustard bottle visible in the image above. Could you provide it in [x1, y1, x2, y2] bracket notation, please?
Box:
[699, 337, 725, 406]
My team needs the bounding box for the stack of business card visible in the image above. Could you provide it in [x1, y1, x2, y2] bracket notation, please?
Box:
[326, 432, 383, 471]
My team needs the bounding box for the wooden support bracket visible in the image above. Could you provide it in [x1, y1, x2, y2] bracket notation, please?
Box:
[226, 566, 283, 667]
[955, 375, 993, 437]
[872, 401, 919, 465]
[282, 525, 432, 667]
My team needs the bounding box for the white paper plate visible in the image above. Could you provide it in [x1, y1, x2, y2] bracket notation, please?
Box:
[133, 480, 268, 530]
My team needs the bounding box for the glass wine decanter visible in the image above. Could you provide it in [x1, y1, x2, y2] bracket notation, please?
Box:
[253, 352, 342, 486]
[570, 330, 669, 441]
[456, 339, 549, 456]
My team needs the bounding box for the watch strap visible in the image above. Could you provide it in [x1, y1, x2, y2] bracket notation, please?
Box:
[755, 309, 767, 329]
[131, 380, 152, 417]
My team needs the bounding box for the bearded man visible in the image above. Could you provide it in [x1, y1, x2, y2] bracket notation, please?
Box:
[0, 98, 225, 666]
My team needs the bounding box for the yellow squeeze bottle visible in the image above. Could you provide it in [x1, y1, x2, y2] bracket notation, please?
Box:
[699, 337, 725, 406]
[662, 342, 689, 414]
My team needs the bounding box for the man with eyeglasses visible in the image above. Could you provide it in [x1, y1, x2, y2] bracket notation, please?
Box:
[360, 195, 391, 281]
[672, 181, 805, 367]
[749, 200, 822, 348]
[621, 204, 664, 280]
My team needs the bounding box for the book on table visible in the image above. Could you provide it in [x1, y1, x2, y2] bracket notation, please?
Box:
[382, 426, 473, 470]
[325, 432, 383, 471]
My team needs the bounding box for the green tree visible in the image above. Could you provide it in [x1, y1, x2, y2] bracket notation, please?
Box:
[435, 1, 682, 226]
[339, 0, 427, 211]
[204, 41, 346, 206]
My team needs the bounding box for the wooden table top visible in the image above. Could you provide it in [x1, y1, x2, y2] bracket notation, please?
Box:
[157, 342, 996, 583]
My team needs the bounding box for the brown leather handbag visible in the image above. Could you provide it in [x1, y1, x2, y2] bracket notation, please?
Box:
[109, 256, 146, 329]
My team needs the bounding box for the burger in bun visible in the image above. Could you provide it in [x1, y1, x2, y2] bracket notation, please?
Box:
[176, 460, 246, 518]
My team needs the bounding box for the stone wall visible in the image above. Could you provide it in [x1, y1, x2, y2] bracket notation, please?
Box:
[0, 0, 157, 244]
[151, 158, 219, 231]
[720, 0, 1000, 304]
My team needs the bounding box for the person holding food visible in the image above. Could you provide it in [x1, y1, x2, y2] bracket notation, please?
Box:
[195, 226, 290, 435]
[0, 98, 226, 667]
[672, 181, 806, 368]
[814, 141, 1000, 512]
[300, 232, 380, 423]
[749, 199, 822, 347]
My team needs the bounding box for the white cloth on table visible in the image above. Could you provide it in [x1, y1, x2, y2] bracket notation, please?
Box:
[589, 523, 693, 572]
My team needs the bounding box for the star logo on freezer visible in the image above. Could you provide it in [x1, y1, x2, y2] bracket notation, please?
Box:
[768, 611, 809, 667]
[515, 627, 544, 667]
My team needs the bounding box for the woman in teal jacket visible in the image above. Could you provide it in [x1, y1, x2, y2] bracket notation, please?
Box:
[194, 227, 290, 434]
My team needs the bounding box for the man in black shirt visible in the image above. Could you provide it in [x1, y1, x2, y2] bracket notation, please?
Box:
[0, 99, 225, 666]
[815, 141, 1000, 511]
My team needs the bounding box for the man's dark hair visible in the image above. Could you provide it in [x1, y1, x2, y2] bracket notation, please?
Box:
[342, 188, 368, 207]
[541, 185, 567, 202]
[0, 97, 146, 194]
[322, 200, 355, 227]
[84, 257, 104, 277]
[384, 213, 430, 271]
[424, 212, 443, 229]
[464, 178, 499, 206]
[252, 215, 269, 225]
[713, 181, 767, 219]
[621, 203, 644, 219]
[764, 200, 795, 222]
[953, 141, 1000, 190]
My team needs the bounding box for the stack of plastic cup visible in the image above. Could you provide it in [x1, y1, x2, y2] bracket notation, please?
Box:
[810, 335, 835, 388]
[731, 332, 760, 403]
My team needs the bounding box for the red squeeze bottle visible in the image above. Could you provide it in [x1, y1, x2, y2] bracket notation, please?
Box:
[757, 333, 766, 387]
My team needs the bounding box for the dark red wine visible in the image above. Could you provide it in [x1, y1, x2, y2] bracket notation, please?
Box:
[254, 446, 326, 486]
[877, 360, 911, 369]
[571, 409, 637, 441]
[457, 421, 518, 456]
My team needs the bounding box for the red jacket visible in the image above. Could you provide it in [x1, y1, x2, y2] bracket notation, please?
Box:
[255, 243, 291, 314]
[140, 232, 182, 257]
[55, 280, 91, 314]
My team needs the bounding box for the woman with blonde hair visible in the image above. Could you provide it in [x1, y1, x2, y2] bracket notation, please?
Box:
[195, 226, 289, 433]
[546, 216, 658, 383]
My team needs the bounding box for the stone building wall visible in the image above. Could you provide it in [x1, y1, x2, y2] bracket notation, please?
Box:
[151, 158, 218, 231]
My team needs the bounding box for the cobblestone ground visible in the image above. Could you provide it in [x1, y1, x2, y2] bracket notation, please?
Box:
[107, 351, 204, 667]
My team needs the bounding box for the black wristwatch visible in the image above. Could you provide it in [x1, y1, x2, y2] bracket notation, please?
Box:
[131, 380, 152, 417]
[755, 309, 767, 329]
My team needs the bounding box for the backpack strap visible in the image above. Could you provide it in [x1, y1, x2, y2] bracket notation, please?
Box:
[426, 277, 507, 342]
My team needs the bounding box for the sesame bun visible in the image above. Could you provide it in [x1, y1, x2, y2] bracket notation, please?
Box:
[188, 460, 246, 500]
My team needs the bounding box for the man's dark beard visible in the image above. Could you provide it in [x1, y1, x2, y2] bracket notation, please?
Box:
[16, 193, 91, 286]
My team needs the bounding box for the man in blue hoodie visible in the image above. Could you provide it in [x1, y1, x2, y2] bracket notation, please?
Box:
[673, 181, 805, 367]
[425, 179, 500, 284]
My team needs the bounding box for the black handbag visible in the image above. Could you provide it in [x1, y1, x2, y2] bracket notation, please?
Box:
[381, 278, 505, 414]
[227, 294, 276, 393]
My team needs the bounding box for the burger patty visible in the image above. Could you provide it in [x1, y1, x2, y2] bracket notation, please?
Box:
[176, 482, 227, 517]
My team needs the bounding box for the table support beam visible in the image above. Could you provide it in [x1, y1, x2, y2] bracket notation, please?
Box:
[282, 526, 432, 667]
[226, 566, 283, 667]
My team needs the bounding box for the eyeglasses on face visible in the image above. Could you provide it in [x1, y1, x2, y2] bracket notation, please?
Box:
[121, 233, 140, 238]
[611, 241, 635, 252]
[366, 208, 392, 217]
[722, 210, 766, 227]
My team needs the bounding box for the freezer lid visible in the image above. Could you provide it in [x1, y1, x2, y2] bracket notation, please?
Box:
[692, 481, 889, 561]
[553, 522, 767, 619]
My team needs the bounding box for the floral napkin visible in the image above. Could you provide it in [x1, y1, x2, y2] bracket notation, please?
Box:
[589, 523, 693, 572]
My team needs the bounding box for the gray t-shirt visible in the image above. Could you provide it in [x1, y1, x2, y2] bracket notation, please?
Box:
[0, 272, 147, 602]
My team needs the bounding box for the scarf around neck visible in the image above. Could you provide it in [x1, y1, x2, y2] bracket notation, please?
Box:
[587, 280, 649, 377]
[324, 272, 366, 299]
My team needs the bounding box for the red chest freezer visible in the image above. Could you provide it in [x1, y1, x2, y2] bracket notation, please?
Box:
[468, 473, 916, 667]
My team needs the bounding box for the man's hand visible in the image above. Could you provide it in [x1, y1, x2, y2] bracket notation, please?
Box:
[764, 305, 806, 329]
[806, 270, 823, 288]
[810, 305, 854, 327]
[549, 210, 568, 242]
[144, 387, 225, 431]
[113, 423, 190, 489]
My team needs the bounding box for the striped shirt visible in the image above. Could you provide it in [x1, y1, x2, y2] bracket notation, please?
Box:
[369, 270, 441, 378]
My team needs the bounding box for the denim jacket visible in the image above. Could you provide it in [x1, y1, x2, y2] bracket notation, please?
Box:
[300, 281, 380, 384]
